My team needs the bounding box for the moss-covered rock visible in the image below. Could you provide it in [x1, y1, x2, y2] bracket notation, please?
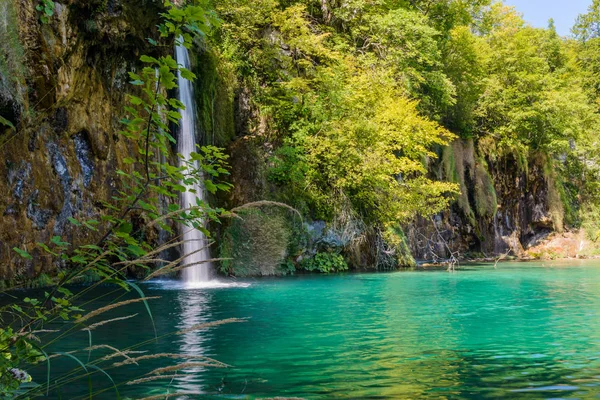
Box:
[219, 207, 299, 276]
[0, 0, 170, 279]
[408, 139, 567, 262]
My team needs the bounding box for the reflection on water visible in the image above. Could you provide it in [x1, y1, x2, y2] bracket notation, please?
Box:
[173, 289, 213, 393]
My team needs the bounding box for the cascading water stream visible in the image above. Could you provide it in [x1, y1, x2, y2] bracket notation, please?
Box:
[175, 42, 213, 283]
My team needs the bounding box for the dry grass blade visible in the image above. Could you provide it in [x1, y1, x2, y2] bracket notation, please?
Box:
[76, 297, 160, 324]
[17, 329, 58, 342]
[48, 350, 76, 359]
[126, 375, 180, 385]
[136, 237, 187, 260]
[17, 329, 58, 336]
[112, 236, 208, 267]
[100, 350, 147, 362]
[220, 211, 243, 220]
[145, 258, 230, 280]
[176, 318, 246, 335]
[113, 259, 170, 267]
[84, 344, 138, 364]
[142, 242, 213, 280]
[81, 314, 138, 331]
[113, 353, 228, 368]
[138, 392, 205, 400]
[147, 362, 227, 376]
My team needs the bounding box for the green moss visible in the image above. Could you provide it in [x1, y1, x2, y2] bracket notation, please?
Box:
[193, 47, 236, 147]
[72, 269, 102, 284]
[542, 157, 566, 232]
[582, 202, 600, 242]
[219, 207, 303, 276]
[381, 225, 416, 269]
[441, 141, 476, 224]
[0, 0, 27, 118]
[474, 159, 498, 218]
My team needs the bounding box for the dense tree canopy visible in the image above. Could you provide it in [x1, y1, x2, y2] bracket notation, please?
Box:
[208, 0, 600, 234]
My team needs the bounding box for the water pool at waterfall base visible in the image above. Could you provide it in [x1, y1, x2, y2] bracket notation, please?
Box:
[18, 260, 600, 399]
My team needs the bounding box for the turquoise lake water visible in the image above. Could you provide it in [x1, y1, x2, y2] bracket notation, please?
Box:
[21, 261, 600, 398]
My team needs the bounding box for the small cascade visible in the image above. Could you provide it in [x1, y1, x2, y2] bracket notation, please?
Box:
[175, 42, 213, 283]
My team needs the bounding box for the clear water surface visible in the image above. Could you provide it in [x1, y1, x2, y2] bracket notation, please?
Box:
[19, 261, 600, 399]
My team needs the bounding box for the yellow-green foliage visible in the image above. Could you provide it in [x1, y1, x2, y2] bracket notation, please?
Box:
[297, 62, 460, 225]
[220, 208, 293, 276]
[477, 6, 598, 160]
[215, 0, 459, 228]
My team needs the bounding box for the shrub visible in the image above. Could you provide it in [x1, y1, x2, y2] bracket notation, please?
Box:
[300, 252, 348, 273]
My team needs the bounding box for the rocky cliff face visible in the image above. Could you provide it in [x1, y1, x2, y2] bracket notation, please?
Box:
[0, 0, 166, 279]
[406, 140, 565, 262]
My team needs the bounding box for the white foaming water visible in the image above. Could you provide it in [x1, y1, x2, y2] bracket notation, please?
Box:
[149, 280, 252, 290]
[175, 42, 212, 284]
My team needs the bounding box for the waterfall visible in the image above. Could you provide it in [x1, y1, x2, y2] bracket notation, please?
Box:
[175, 43, 213, 283]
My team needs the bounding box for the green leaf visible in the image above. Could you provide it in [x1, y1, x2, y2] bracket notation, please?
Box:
[118, 222, 133, 234]
[67, 217, 81, 226]
[162, 55, 178, 69]
[128, 95, 143, 105]
[51, 236, 70, 247]
[13, 247, 33, 260]
[0, 115, 15, 129]
[179, 68, 197, 81]
[158, 65, 176, 89]
[204, 180, 217, 194]
[140, 55, 159, 64]
[37, 242, 58, 256]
